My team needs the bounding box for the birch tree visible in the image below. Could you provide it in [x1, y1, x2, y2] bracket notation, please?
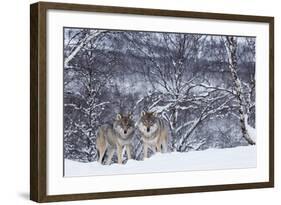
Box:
[64, 30, 117, 161]
[223, 36, 256, 145]
[126, 32, 240, 151]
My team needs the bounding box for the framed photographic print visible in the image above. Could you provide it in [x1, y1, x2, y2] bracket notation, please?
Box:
[30, 1, 274, 202]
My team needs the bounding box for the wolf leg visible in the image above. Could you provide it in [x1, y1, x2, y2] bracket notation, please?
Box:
[143, 143, 148, 159]
[96, 128, 106, 164]
[161, 142, 168, 153]
[156, 144, 161, 153]
[98, 145, 106, 164]
[105, 149, 115, 165]
[126, 145, 131, 160]
[117, 144, 123, 164]
[161, 131, 169, 153]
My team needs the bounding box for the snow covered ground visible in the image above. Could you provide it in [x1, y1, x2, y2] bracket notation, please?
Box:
[64, 145, 256, 177]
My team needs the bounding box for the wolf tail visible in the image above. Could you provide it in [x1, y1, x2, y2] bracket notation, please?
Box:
[96, 126, 107, 163]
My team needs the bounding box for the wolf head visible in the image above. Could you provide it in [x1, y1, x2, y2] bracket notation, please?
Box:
[138, 111, 158, 135]
[114, 113, 134, 139]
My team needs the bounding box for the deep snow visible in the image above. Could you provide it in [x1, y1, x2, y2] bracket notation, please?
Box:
[64, 145, 256, 177]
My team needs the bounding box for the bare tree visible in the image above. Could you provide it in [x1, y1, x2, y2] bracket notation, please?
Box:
[64, 29, 106, 68]
[64, 31, 118, 161]
[126, 32, 240, 151]
[64, 28, 256, 162]
[223, 36, 255, 145]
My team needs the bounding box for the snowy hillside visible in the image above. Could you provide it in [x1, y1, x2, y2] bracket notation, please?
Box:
[64, 145, 256, 177]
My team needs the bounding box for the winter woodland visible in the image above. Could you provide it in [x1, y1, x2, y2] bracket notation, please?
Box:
[63, 27, 256, 169]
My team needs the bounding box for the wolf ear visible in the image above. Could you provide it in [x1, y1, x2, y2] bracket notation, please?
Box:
[141, 111, 146, 117]
[116, 113, 122, 120]
[128, 112, 133, 119]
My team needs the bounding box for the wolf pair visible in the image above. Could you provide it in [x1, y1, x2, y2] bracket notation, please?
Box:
[96, 111, 169, 165]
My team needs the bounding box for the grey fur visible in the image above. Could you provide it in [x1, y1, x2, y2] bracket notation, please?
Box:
[137, 111, 169, 159]
[96, 114, 135, 165]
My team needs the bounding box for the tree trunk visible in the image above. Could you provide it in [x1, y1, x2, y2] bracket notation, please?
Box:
[171, 107, 178, 151]
[225, 36, 255, 145]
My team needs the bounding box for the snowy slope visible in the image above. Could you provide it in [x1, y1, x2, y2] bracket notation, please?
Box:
[64, 145, 256, 177]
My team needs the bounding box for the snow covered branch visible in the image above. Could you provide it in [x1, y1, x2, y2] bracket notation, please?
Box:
[64, 30, 106, 68]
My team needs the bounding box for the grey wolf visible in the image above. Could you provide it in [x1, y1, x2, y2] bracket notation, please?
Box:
[96, 113, 135, 165]
[137, 111, 168, 159]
